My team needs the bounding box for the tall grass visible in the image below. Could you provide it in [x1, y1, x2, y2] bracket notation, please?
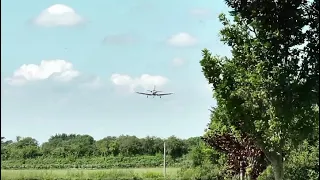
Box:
[1, 168, 179, 180]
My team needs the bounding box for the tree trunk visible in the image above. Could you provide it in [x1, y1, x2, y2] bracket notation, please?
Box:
[240, 169, 244, 180]
[270, 153, 284, 180]
[255, 138, 284, 180]
[240, 161, 245, 180]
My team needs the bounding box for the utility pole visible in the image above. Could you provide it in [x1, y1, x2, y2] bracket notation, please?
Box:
[163, 141, 166, 179]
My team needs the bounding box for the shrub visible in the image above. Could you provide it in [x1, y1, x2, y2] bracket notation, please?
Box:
[1, 156, 177, 170]
[258, 141, 319, 180]
[178, 164, 226, 180]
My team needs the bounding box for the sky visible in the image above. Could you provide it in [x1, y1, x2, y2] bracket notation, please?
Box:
[1, 0, 231, 143]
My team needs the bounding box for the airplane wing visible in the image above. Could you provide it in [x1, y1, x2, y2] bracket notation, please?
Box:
[157, 93, 173, 96]
[136, 92, 153, 95]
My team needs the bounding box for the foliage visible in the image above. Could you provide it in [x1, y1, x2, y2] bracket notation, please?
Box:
[259, 140, 319, 180]
[200, 0, 319, 179]
[1, 134, 195, 160]
[258, 166, 274, 180]
[1, 168, 179, 180]
[166, 136, 189, 160]
[178, 164, 227, 180]
[284, 141, 319, 180]
[1, 155, 173, 169]
[186, 140, 221, 168]
[1, 134, 196, 170]
[189, 145, 204, 167]
[177, 140, 230, 180]
[203, 133, 267, 179]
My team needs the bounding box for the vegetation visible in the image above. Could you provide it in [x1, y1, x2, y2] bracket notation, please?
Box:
[1, 0, 319, 180]
[203, 133, 267, 179]
[1, 134, 200, 170]
[196, 0, 319, 179]
[1, 168, 179, 180]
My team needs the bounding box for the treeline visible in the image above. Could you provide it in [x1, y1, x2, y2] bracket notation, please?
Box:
[1, 134, 200, 161]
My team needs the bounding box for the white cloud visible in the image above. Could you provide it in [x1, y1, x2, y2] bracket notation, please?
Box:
[6, 60, 80, 86]
[110, 74, 168, 92]
[172, 57, 185, 67]
[167, 32, 197, 47]
[190, 8, 211, 16]
[33, 4, 84, 27]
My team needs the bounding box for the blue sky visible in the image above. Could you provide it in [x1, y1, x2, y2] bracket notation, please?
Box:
[1, 0, 231, 143]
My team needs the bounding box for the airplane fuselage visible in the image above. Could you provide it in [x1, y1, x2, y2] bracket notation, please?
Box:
[146, 91, 160, 98]
[148, 91, 157, 97]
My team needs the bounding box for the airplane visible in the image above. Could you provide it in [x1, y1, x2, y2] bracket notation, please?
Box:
[136, 85, 173, 98]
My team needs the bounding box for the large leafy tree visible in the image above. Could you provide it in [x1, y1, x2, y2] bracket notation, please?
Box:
[1, 137, 13, 160]
[166, 136, 188, 160]
[42, 134, 96, 158]
[118, 135, 143, 156]
[200, 0, 319, 179]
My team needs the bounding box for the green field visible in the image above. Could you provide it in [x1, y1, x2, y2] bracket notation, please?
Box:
[1, 168, 180, 180]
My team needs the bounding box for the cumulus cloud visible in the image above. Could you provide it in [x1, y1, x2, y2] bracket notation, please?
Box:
[5, 60, 80, 86]
[103, 34, 137, 45]
[33, 4, 85, 27]
[167, 33, 197, 47]
[172, 57, 185, 67]
[110, 74, 168, 92]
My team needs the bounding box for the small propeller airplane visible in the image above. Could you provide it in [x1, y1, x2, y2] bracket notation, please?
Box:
[136, 85, 174, 98]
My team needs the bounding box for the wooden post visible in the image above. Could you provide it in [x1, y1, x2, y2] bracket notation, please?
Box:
[163, 141, 166, 179]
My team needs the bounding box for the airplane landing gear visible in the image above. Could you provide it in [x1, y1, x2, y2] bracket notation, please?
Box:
[160, 96, 162, 98]
[147, 96, 148, 98]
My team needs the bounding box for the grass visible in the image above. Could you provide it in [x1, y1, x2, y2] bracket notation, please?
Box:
[1, 168, 180, 180]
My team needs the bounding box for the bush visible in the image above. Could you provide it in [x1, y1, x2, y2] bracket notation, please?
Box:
[257, 166, 274, 180]
[1, 155, 177, 170]
[178, 164, 226, 180]
[283, 141, 319, 180]
[258, 141, 319, 180]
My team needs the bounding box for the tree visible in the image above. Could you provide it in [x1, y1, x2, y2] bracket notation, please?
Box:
[203, 133, 267, 179]
[200, 0, 319, 179]
[189, 145, 204, 167]
[96, 136, 117, 156]
[1, 137, 13, 160]
[140, 136, 158, 155]
[4, 137, 41, 159]
[185, 137, 202, 151]
[166, 136, 188, 160]
[2, 134, 196, 161]
[153, 137, 165, 155]
[41, 134, 96, 158]
[118, 135, 142, 156]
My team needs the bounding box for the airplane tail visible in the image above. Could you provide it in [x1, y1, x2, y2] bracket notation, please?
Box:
[153, 85, 163, 92]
